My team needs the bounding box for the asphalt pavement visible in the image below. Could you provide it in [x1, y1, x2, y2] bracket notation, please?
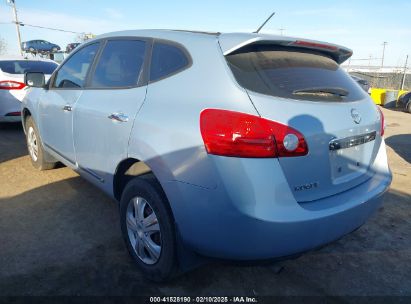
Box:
[0, 108, 410, 298]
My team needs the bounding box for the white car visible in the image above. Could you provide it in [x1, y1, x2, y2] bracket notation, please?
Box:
[0, 57, 57, 122]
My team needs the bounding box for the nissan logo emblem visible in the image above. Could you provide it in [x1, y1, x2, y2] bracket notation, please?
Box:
[351, 109, 361, 124]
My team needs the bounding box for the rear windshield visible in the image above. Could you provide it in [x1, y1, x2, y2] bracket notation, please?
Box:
[0, 60, 58, 75]
[226, 45, 366, 102]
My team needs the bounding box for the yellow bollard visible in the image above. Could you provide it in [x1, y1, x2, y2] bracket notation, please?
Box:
[370, 88, 386, 105]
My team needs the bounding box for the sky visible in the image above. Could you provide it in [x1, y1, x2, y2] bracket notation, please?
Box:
[0, 0, 410, 67]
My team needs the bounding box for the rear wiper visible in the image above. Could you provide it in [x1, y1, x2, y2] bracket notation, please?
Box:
[293, 87, 349, 97]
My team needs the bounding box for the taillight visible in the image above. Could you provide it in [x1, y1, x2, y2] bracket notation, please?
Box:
[0, 80, 26, 90]
[200, 109, 308, 158]
[377, 107, 385, 136]
[6, 112, 21, 116]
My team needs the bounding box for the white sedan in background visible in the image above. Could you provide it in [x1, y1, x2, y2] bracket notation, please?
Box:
[0, 57, 58, 122]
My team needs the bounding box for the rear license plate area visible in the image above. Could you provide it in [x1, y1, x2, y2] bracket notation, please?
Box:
[329, 131, 376, 184]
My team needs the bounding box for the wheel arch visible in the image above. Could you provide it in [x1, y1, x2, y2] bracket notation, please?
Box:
[113, 158, 156, 201]
[113, 158, 178, 226]
[22, 108, 32, 133]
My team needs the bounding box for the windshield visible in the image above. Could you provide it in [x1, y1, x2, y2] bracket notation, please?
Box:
[226, 45, 366, 102]
[0, 60, 58, 75]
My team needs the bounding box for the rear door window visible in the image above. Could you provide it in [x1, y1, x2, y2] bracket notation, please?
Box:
[53, 43, 99, 88]
[149, 42, 190, 82]
[226, 45, 366, 102]
[0, 60, 58, 74]
[90, 40, 146, 88]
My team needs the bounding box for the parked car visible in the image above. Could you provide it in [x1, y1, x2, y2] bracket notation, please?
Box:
[0, 57, 57, 122]
[66, 43, 80, 53]
[351, 75, 371, 94]
[398, 91, 411, 113]
[22, 30, 392, 281]
[22, 40, 61, 53]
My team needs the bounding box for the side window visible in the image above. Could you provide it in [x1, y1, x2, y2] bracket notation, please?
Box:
[150, 42, 190, 82]
[90, 40, 146, 88]
[53, 43, 99, 88]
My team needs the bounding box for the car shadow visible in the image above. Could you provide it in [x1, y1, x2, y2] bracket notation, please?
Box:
[385, 134, 411, 163]
[0, 176, 409, 296]
[0, 122, 27, 163]
[0, 113, 405, 296]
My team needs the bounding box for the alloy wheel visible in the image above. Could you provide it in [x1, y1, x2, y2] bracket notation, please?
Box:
[27, 126, 38, 162]
[126, 196, 162, 265]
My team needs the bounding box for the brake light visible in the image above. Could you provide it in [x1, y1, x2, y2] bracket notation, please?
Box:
[200, 109, 308, 158]
[291, 40, 338, 51]
[0, 80, 26, 90]
[377, 107, 385, 136]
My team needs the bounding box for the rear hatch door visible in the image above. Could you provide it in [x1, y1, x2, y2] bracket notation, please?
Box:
[222, 35, 382, 202]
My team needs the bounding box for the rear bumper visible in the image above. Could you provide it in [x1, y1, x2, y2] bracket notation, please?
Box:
[0, 115, 21, 122]
[0, 91, 23, 122]
[163, 141, 392, 260]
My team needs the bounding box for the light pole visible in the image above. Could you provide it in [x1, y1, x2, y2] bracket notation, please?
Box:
[401, 55, 408, 91]
[381, 41, 388, 68]
[6, 0, 23, 56]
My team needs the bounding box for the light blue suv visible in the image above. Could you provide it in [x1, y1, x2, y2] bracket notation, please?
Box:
[22, 30, 392, 281]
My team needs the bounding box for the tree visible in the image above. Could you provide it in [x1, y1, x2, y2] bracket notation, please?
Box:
[0, 37, 7, 55]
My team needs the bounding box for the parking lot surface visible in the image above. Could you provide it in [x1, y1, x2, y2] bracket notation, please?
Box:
[0, 108, 410, 297]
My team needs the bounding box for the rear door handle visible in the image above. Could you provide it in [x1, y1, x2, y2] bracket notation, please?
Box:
[62, 105, 72, 112]
[108, 112, 129, 123]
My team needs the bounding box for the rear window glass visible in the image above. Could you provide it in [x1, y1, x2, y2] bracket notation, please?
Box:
[150, 42, 190, 82]
[0, 60, 57, 75]
[226, 45, 366, 102]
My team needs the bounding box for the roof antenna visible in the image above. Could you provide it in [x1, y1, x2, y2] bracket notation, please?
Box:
[254, 12, 276, 33]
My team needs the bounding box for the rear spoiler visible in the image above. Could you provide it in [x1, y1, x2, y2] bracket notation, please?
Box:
[219, 33, 353, 64]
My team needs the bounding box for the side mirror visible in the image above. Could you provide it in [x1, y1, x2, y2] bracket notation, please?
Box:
[24, 72, 45, 88]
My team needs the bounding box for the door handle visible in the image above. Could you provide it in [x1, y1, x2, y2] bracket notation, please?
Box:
[108, 112, 129, 123]
[62, 105, 72, 112]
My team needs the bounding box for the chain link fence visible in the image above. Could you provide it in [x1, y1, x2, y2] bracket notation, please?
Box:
[344, 65, 410, 91]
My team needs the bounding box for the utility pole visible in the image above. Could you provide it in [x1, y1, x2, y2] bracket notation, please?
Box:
[381, 41, 388, 68]
[278, 28, 285, 36]
[401, 55, 408, 91]
[6, 0, 23, 56]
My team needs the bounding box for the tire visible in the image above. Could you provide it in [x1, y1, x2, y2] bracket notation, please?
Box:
[407, 101, 411, 114]
[25, 116, 56, 170]
[120, 175, 177, 282]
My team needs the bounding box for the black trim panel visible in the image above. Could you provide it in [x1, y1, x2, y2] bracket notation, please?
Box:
[44, 143, 76, 165]
[329, 131, 377, 151]
[80, 167, 105, 183]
